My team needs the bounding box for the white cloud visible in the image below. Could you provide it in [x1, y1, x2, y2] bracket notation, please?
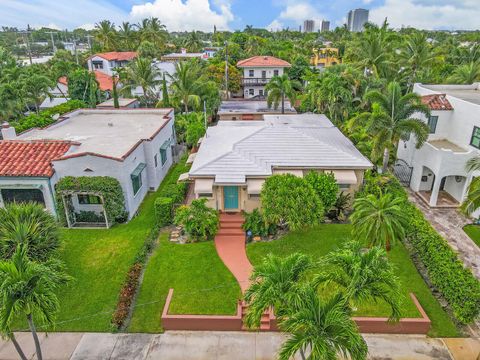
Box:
[32, 23, 61, 30]
[267, 19, 284, 31]
[363, 0, 374, 4]
[78, 24, 96, 31]
[130, 0, 234, 31]
[266, 1, 326, 31]
[370, 0, 480, 30]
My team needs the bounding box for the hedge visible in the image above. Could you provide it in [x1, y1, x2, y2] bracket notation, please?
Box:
[155, 197, 174, 226]
[361, 172, 480, 323]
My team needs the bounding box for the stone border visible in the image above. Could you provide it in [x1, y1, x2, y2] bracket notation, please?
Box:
[161, 290, 431, 334]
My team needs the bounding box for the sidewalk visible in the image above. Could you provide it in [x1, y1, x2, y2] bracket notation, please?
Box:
[1, 331, 478, 360]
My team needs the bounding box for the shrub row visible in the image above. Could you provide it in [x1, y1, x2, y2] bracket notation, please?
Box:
[155, 197, 174, 227]
[361, 172, 480, 323]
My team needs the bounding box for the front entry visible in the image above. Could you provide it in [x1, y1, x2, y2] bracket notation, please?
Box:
[223, 186, 239, 210]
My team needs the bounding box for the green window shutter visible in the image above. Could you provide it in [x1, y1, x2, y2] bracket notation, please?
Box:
[160, 141, 169, 166]
[131, 163, 146, 195]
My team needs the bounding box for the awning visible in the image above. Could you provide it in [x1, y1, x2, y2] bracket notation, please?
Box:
[160, 140, 170, 150]
[273, 169, 304, 177]
[247, 179, 265, 194]
[131, 163, 146, 178]
[194, 178, 214, 193]
[177, 173, 190, 182]
[330, 170, 357, 184]
[186, 153, 197, 164]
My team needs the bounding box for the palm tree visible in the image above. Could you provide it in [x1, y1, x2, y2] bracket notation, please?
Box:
[243, 253, 312, 328]
[461, 156, 480, 215]
[183, 31, 203, 52]
[168, 61, 202, 113]
[120, 57, 161, 103]
[21, 74, 54, 114]
[448, 62, 480, 84]
[138, 17, 167, 50]
[265, 74, 300, 114]
[0, 245, 71, 360]
[350, 193, 409, 251]
[314, 241, 401, 321]
[94, 20, 117, 51]
[278, 287, 367, 360]
[350, 81, 430, 172]
[118, 22, 136, 50]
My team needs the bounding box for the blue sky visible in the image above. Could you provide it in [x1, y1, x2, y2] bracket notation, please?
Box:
[0, 0, 478, 31]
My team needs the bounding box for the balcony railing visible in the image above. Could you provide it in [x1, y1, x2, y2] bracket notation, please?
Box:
[242, 77, 271, 86]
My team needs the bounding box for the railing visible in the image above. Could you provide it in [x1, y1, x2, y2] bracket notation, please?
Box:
[241, 77, 271, 86]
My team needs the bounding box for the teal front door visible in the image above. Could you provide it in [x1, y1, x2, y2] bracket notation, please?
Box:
[223, 186, 239, 210]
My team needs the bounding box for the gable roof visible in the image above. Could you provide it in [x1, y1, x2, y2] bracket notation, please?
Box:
[92, 51, 138, 61]
[421, 94, 454, 110]
[0, 140, 73, 177]
[94, 71, 114, 91]
[237, 56, 291, 68]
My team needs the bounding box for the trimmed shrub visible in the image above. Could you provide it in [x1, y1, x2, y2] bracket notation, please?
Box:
[161, 183, 187, 204]
[155, 197, 174, 226]
[242, 209, 276, 238]
[174, 198, 219, 242]
[305, 171, 339, 211]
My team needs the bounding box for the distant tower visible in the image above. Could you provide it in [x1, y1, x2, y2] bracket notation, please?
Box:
[347, 8, 369, 32]
[320, 20, 330, 32]
[303, 20, 315, 33]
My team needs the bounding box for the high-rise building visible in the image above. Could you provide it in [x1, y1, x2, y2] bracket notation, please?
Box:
[347, 8, 369, 32]
[320, 20, 330, 32]
[303, 20, 315, 33]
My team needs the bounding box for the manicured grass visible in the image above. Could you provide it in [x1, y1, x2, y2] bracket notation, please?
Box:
[128, 234, 241, 333]
[247, 224, 459, 338]
[463, 225, 480, 248]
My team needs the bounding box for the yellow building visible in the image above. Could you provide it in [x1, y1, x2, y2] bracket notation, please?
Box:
[311, 47, 341, 68]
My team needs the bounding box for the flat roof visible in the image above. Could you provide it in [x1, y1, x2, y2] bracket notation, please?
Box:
[421, 83, 480, 105]
[218, 100, 296, 114]
[97, 98, 138, 107]
[18, 109, 172, 160]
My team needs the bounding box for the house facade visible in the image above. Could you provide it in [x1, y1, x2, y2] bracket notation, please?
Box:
[87, 52, 138, 77]
[311, 47, 341, 69]
[396, 83, 480, 209]
[0, 109, 175, 226]
[237, 56, 291, 99]
[186, 114, 372, 212]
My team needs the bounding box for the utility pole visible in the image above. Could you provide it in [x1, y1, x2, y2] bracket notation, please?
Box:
[224, 41, 229, 100]
[46, 31, 57, 54]
[73, 39, 79, 65]
[86, 35, 93, 51]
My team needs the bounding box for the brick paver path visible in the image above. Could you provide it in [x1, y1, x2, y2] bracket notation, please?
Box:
[408, 190, 480, 279]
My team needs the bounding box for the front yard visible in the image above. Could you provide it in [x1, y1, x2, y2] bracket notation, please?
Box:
[463, 224, 480, 248]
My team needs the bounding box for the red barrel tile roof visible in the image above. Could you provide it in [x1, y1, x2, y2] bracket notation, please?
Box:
[237, 56, 291, 68]
[421, 94, 454, 110]
[94, 71, 114, 91]
[0, 140, 73, 177]
[92, 51, 138, 61]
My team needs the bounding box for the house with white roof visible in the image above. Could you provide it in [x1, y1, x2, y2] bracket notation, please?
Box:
[218, 100, 296, 121]
[0, 109, 175, 226]
[237, 56, 291, 99]
[396, 82, 480, 209]
[186, 114, 372, 212]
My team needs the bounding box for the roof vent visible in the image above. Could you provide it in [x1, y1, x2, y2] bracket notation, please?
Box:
[108, 122, 114, 127]
[84, 168, 93, 172]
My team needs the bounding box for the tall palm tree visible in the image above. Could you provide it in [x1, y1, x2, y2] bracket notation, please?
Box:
[243, 253, 312, 328]
[93, 20, 117, 51]
[118, 22, 136, 50]
[350, 193, 409, 251]
[461, 156, 480, 215]
[265, 74, 300, 114]
[168, 61, 202, 113]
[278, 287, 368, 360]
[183, 31, 203, 52]
[0, 245, 71, 360]
[120, 57, 161, 103]
[314, 241, 401, 321]
[21, 73, 54, 114]
[448, 61, 480, 84]
[138, 17, 167, 50]
[350, 81, 430, 172]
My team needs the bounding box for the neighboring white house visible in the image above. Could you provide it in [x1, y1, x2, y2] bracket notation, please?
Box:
[237, 56, 291, 99]
[160, 48, 217, 62]
[218, 100, 296, 121]
[97, 98, 140, 109]
[186, 114, 372, 212]
[397, 83, 480, 209]
[0, 108, 176, 226]
[87, 52, 138, 77]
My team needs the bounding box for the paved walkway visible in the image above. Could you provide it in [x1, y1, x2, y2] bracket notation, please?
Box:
[409, 190, 480, 279]
[2, 331, 477, 360]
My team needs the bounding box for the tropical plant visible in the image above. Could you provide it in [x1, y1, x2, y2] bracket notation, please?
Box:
[351, 193, 409, 250]
[349, 81, 430, 172]
[183, 31, 203, 52]
[168, 61, 202, 112]
[304, 171, 339, 211]
[0, 203, 59, 262]
[242, 209, 276, 238]
[21, 73, 54, 114]
[328, 191, 351, 221]
[185, 119, 205, 148]
[0, 245, 71, 360]
[137, 17, 167, 51]
[94, 20, 117, 51]
[448, 61, 480, 84]
[265, 74, 300, 114]
[462, 156, 480, 215]
[174, 198, 219, 242]
[120, 57, 161, 104]
[118, 22, 136, 50]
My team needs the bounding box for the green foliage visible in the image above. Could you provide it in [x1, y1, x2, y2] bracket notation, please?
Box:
[154, 197, 174, 227]
[68, 69, 101, 104]
[160, 183, 188, 204]
[74, 211, 105, 223]
[242, 209, 276, 238]
[174, 198, 219, 242]
[55, 176, 128, 227]
[175, 112, 206, 147]
[0, 203, 60, 262]
[186, 119, 206, 148]
[261, 174, 324, 230]
[328, 191, 352, 221]
[304, 171, 339, 211]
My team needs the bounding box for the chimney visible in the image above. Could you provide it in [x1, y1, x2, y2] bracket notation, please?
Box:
[1, 122, 16, 140]
[181, 48, 187, 54]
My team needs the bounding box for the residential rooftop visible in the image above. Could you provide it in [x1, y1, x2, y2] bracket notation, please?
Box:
[97, 98, 138, 108]
[18, 109, 173, 160]
[420, 83, 480, 106]
[237, 56, 291, 68]
[90, 51, 138, 61]
[218, 100, 296, 114]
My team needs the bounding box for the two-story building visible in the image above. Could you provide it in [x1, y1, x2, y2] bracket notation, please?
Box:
[87, 52, 138, 76]
[237, 56, 291, 99]
[311, 47, 341, 69]
[396, 83, 480, 209]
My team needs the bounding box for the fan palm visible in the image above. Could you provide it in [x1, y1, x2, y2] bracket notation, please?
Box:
[0, 245, 71, 360]
[94, 20, 117, 51]
[168, 61, 202, 113]
[350, 81, 430, 172]
[265, 74, 300, 114]
[314, 241, 401, 321]
[278, 287, 367, 360]
[461, 156, 480, 215]
[448, 62, 480, 84]
[350, 193, 409, 251]
[243, 253, 312, 328]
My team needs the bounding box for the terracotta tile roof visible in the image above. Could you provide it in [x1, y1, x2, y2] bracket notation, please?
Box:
[237, 56, 291, 68]
[421, 94, 454, 111]
[0, 140, 73, 177]
[93, 51, 138, 61]
[58, 76, 68, 85]
[94, 71, 114, 91]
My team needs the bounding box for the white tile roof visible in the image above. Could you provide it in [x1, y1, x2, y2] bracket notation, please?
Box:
[189, 115, 372, 180]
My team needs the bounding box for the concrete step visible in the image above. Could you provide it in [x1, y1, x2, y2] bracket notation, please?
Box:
[220, 214, 244, 222]
[220, 222, 244, 229]
[217, 228, 245, 236]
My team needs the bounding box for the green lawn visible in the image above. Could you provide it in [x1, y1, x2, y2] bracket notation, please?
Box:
[463, 225, 480, 248]
[247, 224, 459, 338]
[128, 233, 241, 333]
